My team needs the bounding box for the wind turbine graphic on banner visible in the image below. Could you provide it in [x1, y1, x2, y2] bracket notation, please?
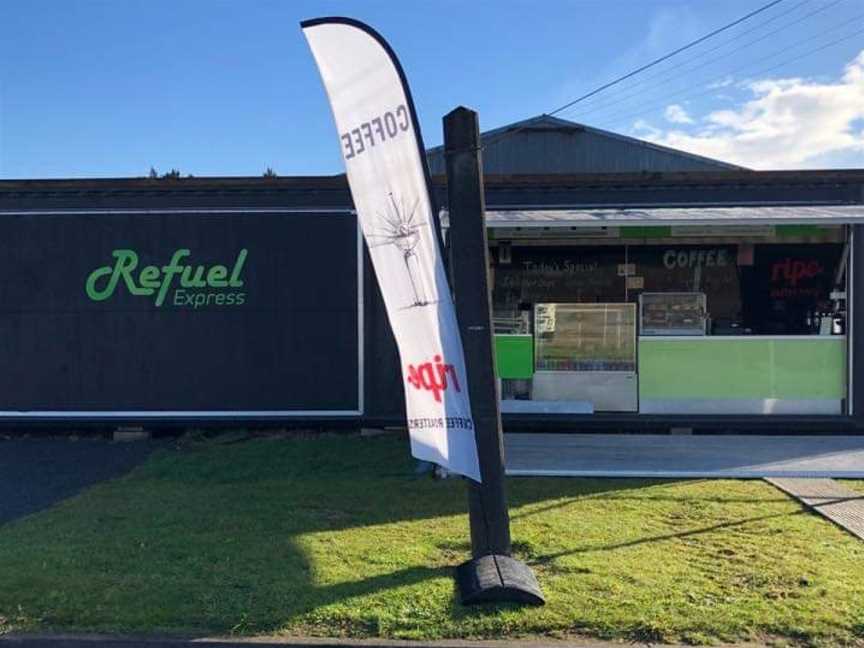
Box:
[368, 192, 436, 309]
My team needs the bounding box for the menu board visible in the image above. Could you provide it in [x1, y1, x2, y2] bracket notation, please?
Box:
[627, 245, 741, 321]
[492, 246, 625, 309]
[491, 243, 841, 335]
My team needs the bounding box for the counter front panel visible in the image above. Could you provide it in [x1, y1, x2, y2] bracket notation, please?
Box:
[495, 334, 534, 380]
[638, 336, 846, 415]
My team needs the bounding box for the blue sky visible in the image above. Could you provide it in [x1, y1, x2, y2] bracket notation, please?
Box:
[1, 0, 862, 178]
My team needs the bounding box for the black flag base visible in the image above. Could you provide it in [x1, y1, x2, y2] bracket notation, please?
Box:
[455, 554, 545, 605]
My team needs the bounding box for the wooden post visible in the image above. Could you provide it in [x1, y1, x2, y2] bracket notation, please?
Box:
[444, 106, 544, 605]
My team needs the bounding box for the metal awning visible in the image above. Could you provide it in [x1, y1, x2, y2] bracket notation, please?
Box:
[442, 205, 864, 228]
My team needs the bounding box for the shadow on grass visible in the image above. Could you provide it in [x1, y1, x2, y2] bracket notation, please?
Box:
[0, 435, 777, 637]
[508, 491, 791, 522]
[0, 438, 161, 529]
[529, 510, 803, 565]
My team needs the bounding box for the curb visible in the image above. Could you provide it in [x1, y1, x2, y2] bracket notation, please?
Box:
[0, 633, 774, 648]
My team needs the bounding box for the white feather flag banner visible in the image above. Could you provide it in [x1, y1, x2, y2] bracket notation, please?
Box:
[302, 17, 481, 481]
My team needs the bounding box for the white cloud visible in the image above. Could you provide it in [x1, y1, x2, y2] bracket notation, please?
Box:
[707, 77, 735, 90]
[637, 50, 864, 169]
[632, 119, 656, 134]
[664, 104, 693, 124]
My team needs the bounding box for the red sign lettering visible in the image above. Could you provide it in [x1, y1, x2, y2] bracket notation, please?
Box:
[770, 257, 823, 287]
[406, 355, 462, 402]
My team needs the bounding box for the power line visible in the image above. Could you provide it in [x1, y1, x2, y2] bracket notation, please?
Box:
[481, 0, 787, 149]
[565, 0, 817, 114]
[565, 0, 843, 119]
[592, 24, 864, 130]
[591, 20, 864, 127]
[567, 0, 853, 122]
[545, 0, 787, 117]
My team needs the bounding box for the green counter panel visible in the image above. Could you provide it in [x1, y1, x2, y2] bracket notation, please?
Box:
[494, 335, 534, 380]
[639, 337, 846, 400]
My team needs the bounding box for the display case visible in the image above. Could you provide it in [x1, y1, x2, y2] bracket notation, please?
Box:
[534, 303, 636, 372]
[639, 292, 707, 336]
[492, 309, 532, 335]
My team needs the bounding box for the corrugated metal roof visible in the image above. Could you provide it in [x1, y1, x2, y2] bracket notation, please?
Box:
[426, 114, 743, 175]
[441, 205, 864, 228]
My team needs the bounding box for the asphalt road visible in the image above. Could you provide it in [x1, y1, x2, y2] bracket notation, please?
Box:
[0, 437, 160, 526]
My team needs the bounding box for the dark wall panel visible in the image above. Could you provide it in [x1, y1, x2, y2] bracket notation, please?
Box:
[362, 251, 404, 422]
[0, 211, 359, 414]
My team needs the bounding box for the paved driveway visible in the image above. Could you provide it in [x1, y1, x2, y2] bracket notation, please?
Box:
[506, 433, 864, 478]
[0, 437, 160, 526]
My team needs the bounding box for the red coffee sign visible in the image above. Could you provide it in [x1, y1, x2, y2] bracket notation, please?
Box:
[406, 355, 462, 402]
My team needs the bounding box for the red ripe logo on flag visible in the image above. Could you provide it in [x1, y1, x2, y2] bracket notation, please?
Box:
[406, 355, 462, 402]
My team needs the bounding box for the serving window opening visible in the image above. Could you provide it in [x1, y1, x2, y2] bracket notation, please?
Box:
[491, 223, 848, 416]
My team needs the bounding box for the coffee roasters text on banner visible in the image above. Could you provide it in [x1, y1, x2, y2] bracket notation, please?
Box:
[302, 17, 481, 482]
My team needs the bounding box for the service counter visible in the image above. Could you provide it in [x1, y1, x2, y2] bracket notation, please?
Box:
[638, 335, 846, 415]
[495, 333, 847, 416]
[490, 230, 852, 420]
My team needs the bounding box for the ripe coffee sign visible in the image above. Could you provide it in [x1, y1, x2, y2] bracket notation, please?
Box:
[406, 355, 462, 403]
[764, 249, 835, 300]
[771, 257, 825, 293]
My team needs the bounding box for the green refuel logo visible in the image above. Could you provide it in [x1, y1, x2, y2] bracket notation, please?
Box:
[86, 249, 248, 308]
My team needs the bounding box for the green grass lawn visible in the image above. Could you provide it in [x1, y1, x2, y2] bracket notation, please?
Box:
[844, 481, 864, 496]
[2, 435, 864, 646]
